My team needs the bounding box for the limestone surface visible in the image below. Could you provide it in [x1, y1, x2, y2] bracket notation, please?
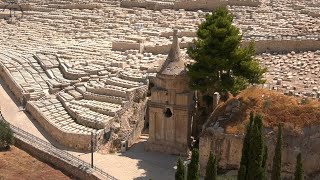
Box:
[0, 0, 319, 152]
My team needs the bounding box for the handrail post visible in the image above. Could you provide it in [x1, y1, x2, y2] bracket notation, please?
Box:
[91, 131, 94, 168]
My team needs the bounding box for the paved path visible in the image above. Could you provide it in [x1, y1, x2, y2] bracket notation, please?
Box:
[0, 78, 49, 141]
[0, 77, 177, 180]
[71, 139, 177, 180]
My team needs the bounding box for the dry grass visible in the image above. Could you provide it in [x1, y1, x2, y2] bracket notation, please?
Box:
[215, 87, 320, 134]
[0, 146, 71, 180]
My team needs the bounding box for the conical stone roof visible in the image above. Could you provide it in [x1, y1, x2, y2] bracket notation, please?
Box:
[159, 29, 186, 75]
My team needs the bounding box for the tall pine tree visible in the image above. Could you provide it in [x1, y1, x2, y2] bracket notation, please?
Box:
[175, 158, 185, 180]
[187, 7, 266, 96]
[188, 149, 200, 180]
[271, 123, 282, 180]
[238, 111, 254, 180]
[294, 153, 303, 180]
[205, 151, 217, 180]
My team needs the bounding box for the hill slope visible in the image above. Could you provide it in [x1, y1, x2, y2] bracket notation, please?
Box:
[209, 87, 320, 134]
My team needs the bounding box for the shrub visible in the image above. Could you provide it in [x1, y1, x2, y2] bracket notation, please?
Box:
[0, 120, 14, 150]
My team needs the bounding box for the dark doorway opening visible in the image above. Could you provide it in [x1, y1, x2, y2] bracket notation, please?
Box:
[164, 108, 173, 118]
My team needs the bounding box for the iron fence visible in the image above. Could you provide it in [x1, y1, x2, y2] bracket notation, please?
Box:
[1, 117, 118, 180]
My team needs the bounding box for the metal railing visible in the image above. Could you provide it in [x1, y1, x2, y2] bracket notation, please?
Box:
[1, 117, 118, 180]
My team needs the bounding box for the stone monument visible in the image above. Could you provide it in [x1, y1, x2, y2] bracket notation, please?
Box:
[145, 29, 194, 156]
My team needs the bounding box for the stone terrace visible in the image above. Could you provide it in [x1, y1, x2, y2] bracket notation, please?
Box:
[0, 0, 319, 151]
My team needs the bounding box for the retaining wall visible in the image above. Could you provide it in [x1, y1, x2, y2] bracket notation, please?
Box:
[121, 0, 260, 11]
[242, 39, 320, 54]
[0, 64, 26, 104]
[25, 102, 102, 151]
[112, 41, 144, 53]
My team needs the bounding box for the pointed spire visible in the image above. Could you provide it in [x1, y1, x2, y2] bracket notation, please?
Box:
[167, 29, 181, 62]
[158, 29, 185, 75]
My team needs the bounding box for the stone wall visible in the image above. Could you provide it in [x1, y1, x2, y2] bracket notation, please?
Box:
[112, 41, 144, 53]
[199, 126, 320, 179]
[86, 86, 127, 98]
[114, 39, 320, 55]
[144, 42, 191, 54]
[0, 64, 26, 104]
[126, 99, 148, 147]
[242, 40, 320, 54]
[121, 0, 260, 11]
[144, 39, 320, 55]
[174, 0, 260, 10]
[0, 3, 32, 11]
[60, 62, 88, 80]
[126, 85, 148, 102]
[26, 102, 104, 151]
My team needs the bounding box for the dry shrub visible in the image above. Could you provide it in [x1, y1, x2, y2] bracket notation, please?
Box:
[216, 87, 320, 134]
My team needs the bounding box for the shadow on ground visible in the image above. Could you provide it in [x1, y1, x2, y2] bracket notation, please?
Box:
[120, 140, 179, 180]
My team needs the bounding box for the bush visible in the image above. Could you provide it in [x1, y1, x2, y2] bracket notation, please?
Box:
[0, 120, 14, 150]
[300, 98, 310, 105]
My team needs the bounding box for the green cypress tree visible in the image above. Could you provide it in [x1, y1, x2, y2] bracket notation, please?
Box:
[271, 123, 282, 180]
[205, 151, 217, 180]
[262, 144, 268, 180]
[175, 158, 185, 180]
[246, 114, 267, 180]
[238, 111, 254, 180]
[294, 153, 303, 180]
[188, 149, 200, 180]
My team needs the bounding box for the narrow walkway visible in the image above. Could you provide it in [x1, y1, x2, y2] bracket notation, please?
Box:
[0, 77, 178, 180]
[0, 78, 48, 141]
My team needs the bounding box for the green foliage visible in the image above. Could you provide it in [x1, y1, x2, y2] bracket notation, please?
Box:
[203, 95, 213, 107]
[300, 98, 310, 105]
[188, 149, 200, 180]
[187, 7, 266, 95]
[271, 124, 282, 180]
[294, 153, 303, 180]
[205, 151, 217, 180]
[246, 114, 267, 180]
[0, 119, 14, 150]
[238, 112, 267, 180]
[262, 144, 268, 180]
[238, 111, 254, 180]
[175, 158, 185, 180]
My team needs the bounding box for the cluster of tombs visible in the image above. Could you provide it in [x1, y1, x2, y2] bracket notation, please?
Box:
[258, 51, 320, 99]
[0, 0, 319, 177]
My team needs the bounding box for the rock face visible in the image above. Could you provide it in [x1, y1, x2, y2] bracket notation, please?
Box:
[199, 126, 320, 179]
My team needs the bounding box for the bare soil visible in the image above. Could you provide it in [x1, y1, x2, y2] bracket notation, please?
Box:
[0, 146, 71, 180]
